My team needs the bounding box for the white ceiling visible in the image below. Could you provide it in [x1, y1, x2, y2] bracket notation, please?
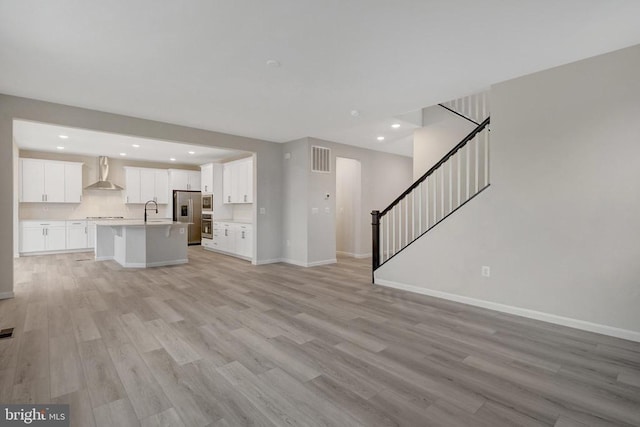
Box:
[13, 120, 247, 165]
[2, 1, 640, 157]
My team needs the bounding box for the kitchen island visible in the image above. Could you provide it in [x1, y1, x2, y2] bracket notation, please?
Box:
[94, 220, 189, 268]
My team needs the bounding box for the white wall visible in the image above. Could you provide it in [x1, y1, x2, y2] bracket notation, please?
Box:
[336, 157, 362, 256]
[412, 105, 476, 180]
[376, 45, 640, 340]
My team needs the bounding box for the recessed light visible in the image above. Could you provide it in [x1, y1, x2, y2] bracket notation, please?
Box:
[377, 136, 385, 141]
[266, 59, 281, 68]
[391, 123, 401, 129]
[56, 146, 65, 150]
[58, 135, 69, 139]
[170, 158, 176, 162]
[350, 110, 360, 117]
[120, 153, 126, 156]
[132, 144, 140, 148]
[188, 151, 195, 155]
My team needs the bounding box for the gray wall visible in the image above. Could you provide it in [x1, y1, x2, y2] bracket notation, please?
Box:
[306, 137, 413, 265]
[376, 45, 640, 338]
[282, 138, 310, 265]
[336, 157, 362, 256]
[0, 94, 284, 296]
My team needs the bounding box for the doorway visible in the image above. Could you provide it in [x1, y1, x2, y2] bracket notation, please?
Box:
[335, 157, 362, 258]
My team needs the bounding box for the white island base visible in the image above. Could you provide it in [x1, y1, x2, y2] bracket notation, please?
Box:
[95, 221, 189, 268]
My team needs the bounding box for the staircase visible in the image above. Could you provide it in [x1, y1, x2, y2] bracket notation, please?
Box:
[371, 100, 490, 279]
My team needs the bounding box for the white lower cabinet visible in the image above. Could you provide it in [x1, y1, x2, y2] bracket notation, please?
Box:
[209, 221, 252, 260]
[20, 220, 94, 254]
[66, 220, 88, 250]
[20, 221, 67, 253]
[236, 224, 252, 258]
[87, 223, 96, 249]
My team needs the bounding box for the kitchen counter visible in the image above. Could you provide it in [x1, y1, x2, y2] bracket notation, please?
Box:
[95, 221, 189, 268]
[93, 219, 180, 226]
[214, 219, 252, 224]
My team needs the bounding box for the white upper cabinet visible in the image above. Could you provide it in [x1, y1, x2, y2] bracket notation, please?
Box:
[140, 169, 157, 202]
[154, 170, 169, 204]
[223, 164, 232, 204]
[64, 162, 83, 203]
[124, 167, 142, 204]
[20, 158, 83, 203]
[200, 164, 213, 194]
[169, 169, 200, 191]
[222, 157, 254, 204]
[124, 167, 168, 204]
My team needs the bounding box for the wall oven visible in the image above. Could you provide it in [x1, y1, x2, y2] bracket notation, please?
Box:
[202, 194, 213, 211]
[202, 213, 213, 239]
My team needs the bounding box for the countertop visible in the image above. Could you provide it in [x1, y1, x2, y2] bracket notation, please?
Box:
[94, 220, 188, 226]
[214, 219, 253, 224]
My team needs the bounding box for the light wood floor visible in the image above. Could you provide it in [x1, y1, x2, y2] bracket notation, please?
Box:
[2, 248, 640, 426]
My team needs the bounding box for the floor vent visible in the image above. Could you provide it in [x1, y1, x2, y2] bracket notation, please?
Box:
[312, 146, 331, 173]
[75, 258, 92, 262]
[0, 328, 14, 339]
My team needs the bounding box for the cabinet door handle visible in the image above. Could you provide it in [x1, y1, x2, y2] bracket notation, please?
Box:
[225, 229, 228, 237]
[42, 229, 44, 236]
[244, 195, 247, 202]
[228, 196, 231, 202]
[242, 231, 245, 239]
[85, 226, 87, 234]
[45, 194, 48, 202]
[126, 196, 129, 203]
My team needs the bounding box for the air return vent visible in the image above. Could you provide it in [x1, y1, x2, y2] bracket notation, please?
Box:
[311, 146, 331, 173]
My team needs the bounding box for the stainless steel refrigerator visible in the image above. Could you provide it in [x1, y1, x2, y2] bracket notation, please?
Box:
[173, 190, 202, 245]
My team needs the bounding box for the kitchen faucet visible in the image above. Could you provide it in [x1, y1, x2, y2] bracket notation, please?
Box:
[144, 200, 158, 223]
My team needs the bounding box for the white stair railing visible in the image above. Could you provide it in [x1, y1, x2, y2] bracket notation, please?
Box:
[372, 117, 490, 273]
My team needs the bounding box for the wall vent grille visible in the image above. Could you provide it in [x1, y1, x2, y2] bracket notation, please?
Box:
[311, 146, 331, 173]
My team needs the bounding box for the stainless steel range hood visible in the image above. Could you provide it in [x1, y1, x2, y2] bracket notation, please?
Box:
[84, 156, 124, 191]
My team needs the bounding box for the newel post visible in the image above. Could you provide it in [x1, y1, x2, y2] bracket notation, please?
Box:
[371, 210, 380, 283]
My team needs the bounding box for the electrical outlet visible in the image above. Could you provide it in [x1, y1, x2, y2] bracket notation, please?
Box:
[481, 266, 490, 277]
[259, 207, 266, 215]
[324, 207, 330, 214]
[311, 207, 319, 214]
[180, 228, 185, 234]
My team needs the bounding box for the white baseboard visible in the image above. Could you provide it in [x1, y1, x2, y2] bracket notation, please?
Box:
[145, 259, 188, 268]
[336, 251, 372, 259]
[19, 248, 94, 257]
[254, 258, 284, 265]
[0, 291, 15, 300]
[202, 246, 252, 262]
[280, 258, 337, 268]
[307, 258, 337, 267]
[375, 278, 640, 343]
[280, 258, 308, 267]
